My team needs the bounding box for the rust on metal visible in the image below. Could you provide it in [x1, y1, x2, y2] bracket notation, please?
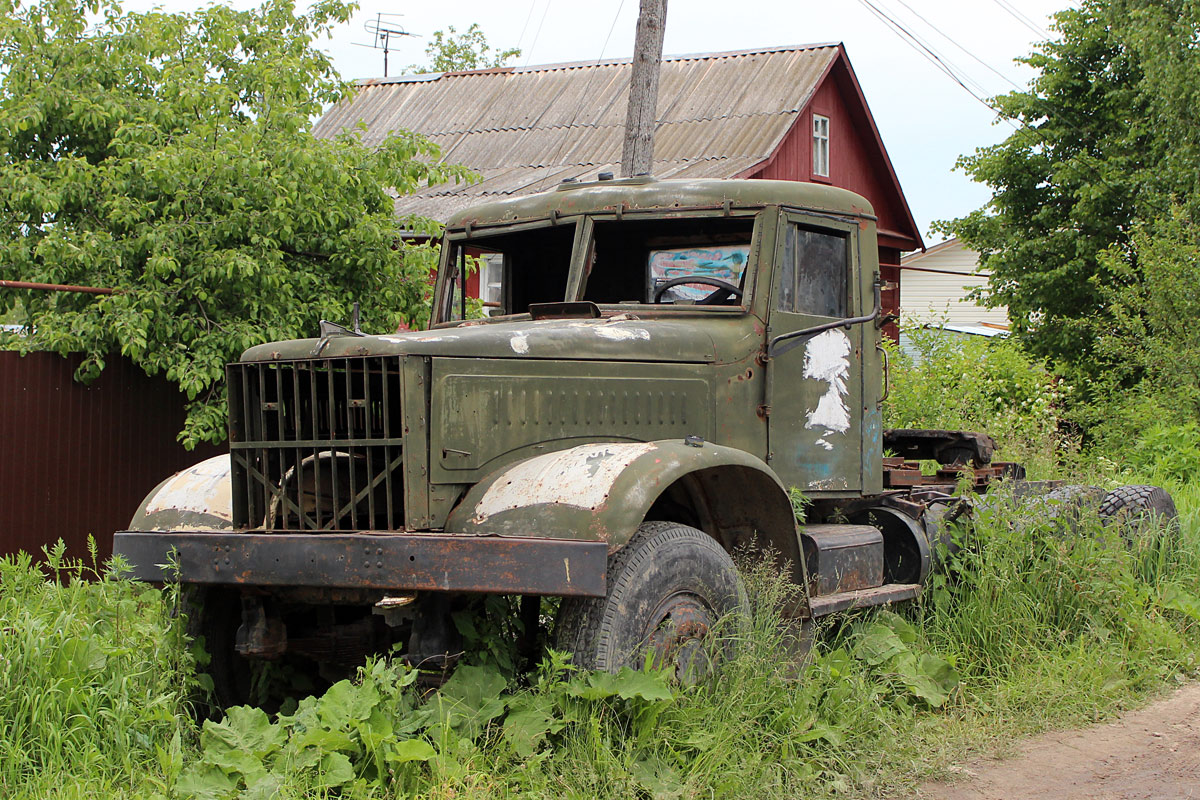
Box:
[800, 524, 884, 596]
[883, 459, 1025, 491]
[113, 530, 608, 597]
[806, 583, 921, 618]
[884, 428, 996, 466]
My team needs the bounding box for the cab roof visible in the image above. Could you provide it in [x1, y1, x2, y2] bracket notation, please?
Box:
[445, 177, 877, 230]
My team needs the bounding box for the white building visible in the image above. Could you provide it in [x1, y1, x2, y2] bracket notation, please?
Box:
[899, 237, 1008, 334]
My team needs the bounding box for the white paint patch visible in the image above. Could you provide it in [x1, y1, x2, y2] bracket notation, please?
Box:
[815, 438, 834, 451]
[379, 334, 459, 344]
[411, 334, 460, 343]
[803, 329, 852, 438]
[509, 332, 530, 354]
[143, 455, 233, 523]
[807, 476, 850, 491]
[593, 326, 650, 341]
[473, 442, 658, 521]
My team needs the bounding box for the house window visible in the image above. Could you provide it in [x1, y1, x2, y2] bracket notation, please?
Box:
[812, 114, 830, 178]
[481, 253, 504, 316]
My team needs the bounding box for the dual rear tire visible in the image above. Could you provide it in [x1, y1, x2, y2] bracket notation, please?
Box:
[1098, 484, 1178, 531]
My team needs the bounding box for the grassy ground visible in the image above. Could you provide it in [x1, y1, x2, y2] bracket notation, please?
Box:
[2, 479, 1198, 799]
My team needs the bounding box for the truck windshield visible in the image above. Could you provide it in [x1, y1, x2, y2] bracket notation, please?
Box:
[440, 222, 576, 322]
[583, 215, 754, 306]
[437, 213, 756, 323]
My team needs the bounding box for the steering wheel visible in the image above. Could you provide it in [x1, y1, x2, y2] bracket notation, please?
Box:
[652, 276, 744, 305]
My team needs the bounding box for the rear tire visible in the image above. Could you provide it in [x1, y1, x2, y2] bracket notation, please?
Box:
[1098, 485, 1178, 534]
[1021, 484, 1104, 534]
[555, 522, 748, 679]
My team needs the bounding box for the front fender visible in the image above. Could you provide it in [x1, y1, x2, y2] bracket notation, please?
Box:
[128, 454, 234, 532]
[445, 440, 799, 553]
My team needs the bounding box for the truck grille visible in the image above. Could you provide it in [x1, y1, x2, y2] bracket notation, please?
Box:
[228, 357, 405, 531]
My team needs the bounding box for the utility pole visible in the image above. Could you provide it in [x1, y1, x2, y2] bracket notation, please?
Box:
[620, 0, 667, 177]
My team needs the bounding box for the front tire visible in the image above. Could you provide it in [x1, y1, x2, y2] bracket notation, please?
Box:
[183, 586, 253, 716]
[556, 522, 748, 679]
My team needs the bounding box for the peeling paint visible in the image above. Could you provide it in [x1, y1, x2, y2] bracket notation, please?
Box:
[510, 332, 530, 354]
[593, 326, 651, 341]
[807, 476, 850, 491]
[379, 334, 459, 344]
[143, 454, 233, 523]
[472, 442, 657, 522]
[803, 329, 851, 438]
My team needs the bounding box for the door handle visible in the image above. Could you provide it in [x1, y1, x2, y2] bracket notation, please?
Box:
[876, 343, 890, 405]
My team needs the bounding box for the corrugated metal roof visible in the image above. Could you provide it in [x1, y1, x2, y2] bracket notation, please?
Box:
[315, 45, 840, 221]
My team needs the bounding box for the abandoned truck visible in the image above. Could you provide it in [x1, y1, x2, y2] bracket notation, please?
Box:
[113, 177, 1170, 704]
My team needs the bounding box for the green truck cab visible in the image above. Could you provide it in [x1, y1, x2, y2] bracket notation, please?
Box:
[114, 177, 1004, 703]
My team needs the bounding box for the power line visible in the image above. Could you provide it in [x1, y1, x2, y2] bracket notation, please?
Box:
[856, 0, 1018, 130]
[599, 0, 627, 61]
[515, 0, 539, 54]
[892, 0, 1023, 92]
[538, 0, 630, 190]
[990, 0, 1051, 40]
[523, 0, 553, 67]
[872, 0, 994, 97]
[856, 0, 1125, 204]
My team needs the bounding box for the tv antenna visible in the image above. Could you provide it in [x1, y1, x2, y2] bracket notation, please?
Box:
[356, 13, 416, 77]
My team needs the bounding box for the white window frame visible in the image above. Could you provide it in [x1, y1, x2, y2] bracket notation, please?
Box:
[812, 113, 830, 178]
[482, 253, 504, 316]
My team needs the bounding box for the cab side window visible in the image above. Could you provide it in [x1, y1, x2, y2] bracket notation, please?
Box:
[778, 224, 848, 318]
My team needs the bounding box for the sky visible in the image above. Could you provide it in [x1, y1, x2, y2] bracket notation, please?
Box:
[133, 0, 1071, 246]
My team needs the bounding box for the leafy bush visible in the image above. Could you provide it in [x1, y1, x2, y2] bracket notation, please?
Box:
[1075, 207, 1200, 484]
[885, 327, 1071, 476]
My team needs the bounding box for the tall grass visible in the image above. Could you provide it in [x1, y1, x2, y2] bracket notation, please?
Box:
[0, 543, 194, 799]
[2, 490, 1198, 799]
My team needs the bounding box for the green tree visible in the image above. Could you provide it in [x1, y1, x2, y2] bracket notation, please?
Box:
[940, 0, 1200, 378]
[409, 23, 520, 74]
[0, 0, 472, 447]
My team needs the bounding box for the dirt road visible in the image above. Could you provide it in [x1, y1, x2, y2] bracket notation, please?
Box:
[920, 684, 1200, 799]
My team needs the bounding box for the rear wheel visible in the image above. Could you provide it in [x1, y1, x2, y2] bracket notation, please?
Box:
[1098, 484, 1178, 534]
[1019, 484, 1104, 534]
[555, 522, 748, 679]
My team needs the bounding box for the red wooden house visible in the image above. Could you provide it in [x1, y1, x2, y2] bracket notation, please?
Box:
[315, 44, 923, 336]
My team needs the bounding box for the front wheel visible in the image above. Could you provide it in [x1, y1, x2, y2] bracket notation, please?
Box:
[183, 586, 254, 716]
[555, 522, 748, 679]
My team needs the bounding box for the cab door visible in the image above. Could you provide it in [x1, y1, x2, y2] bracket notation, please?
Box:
[766, 212, 864, 494]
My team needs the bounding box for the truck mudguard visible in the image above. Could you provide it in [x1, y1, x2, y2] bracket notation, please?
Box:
[127, 454, 234, 532]
[444, 439, 802, 573]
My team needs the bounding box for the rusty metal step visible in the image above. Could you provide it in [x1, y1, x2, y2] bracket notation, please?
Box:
[806, 582, 922, 618]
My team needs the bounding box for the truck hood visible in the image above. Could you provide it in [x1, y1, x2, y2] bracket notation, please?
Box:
[241, 316, 759, 364]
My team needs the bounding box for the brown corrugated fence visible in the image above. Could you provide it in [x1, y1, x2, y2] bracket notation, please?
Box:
[0, 351, 224, 565]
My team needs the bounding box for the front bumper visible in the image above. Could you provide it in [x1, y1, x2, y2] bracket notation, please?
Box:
[113, 531, 607, 597]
